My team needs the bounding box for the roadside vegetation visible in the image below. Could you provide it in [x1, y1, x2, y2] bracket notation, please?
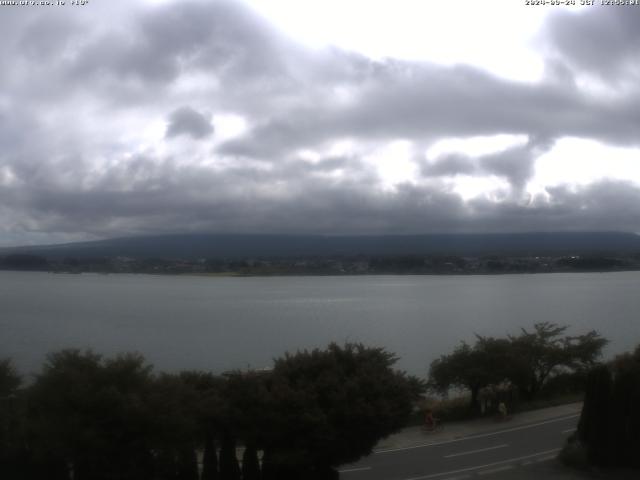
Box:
[0, 344, 423, 480]
[425, 322, 607, 420]
[2, 324, 636, 478]
[561, 344, 640, 471]
[424, 323, 639, 472]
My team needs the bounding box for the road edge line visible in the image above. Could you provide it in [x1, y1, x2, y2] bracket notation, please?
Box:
[443, 443, 508, 459]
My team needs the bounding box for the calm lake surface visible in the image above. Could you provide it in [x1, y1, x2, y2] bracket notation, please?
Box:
[2, 271, 639, 377]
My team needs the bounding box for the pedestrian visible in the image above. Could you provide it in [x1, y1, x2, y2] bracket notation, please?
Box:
[498, 401, 507, 420]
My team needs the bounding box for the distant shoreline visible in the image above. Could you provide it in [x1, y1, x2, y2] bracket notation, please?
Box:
[2, 267, 640, 278]
[3, 250, 640, 277]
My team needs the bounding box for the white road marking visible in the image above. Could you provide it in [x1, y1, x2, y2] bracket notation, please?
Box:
[562, 428, 576, 434]
[440, 476, 471, 480]
[375, 414, 579, 454]
[443, 444, 508, 459]
[532, 455, 557, 463]
[338, 466, 372, 473]
[477, 465, 514, 475]
[400, 448, 561, 480]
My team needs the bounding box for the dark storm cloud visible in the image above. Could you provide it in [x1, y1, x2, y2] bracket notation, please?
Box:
[165, 107, 213, 139]
[468, 180, 640, 233]
[542, 7, 640, 82]
[421, 136, 554, 194]
[63, 0, 296, 106]
[6, 152, 640, 238]
[219, 58, 640, 165]
[2, 0, 640, 244]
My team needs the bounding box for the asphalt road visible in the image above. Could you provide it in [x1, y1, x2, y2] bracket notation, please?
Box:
[339, 414, 579, 480]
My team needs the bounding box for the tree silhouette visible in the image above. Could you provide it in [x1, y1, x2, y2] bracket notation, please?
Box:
[4, 342, 428, 479]
[28, 350, 155, 480]
[577, 345, 640, 468]
[508, 322, 607, 400]
[429, 337, 511, 411]
[430, 323, 607, 406]
[201, 432, 219, 480]
[218, 431, 241, 480]
[241, 444, 260, 480]
[262, 343, 424, 477]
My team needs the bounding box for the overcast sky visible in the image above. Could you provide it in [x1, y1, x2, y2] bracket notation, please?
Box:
[1, 0, 640, 246]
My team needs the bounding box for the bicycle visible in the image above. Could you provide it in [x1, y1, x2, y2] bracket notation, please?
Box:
[421, 419, 444, 433]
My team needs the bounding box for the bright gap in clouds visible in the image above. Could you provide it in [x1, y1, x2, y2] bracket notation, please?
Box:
[243, 0, 552, 81]
[212, 114, 249, 143]
[530, 138, 640, 192]
[451, 176, 511, 202]
[366, 140, 417, 189]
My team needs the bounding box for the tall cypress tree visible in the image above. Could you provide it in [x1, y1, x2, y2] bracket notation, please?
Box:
[609, 349, 640, 468]
[201, 433, 219, 480]
[176, 445, 199, 480]
[241, 444, 260, 480]
[219, 432, 240, 480]
[628, 368, 640, 469]
[578, 365, 612, 466]
[260, 449, 276, 480]
[156, 448, 179, 480]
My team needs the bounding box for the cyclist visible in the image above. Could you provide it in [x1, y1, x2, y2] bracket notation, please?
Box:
[424, 408, 437, 430]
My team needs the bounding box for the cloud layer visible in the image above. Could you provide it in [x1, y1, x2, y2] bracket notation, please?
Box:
[1, 1, 640, 245]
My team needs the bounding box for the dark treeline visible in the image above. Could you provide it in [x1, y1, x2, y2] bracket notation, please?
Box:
[428, 323, 608, 413]
[2, 253, 640, 276]
[0, 344, 424, 480]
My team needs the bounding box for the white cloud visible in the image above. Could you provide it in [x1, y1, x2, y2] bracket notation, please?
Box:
[244, 0, 550, 81]
[212, 114, 249, 143]
[365, 140, 417, 189]
[450, 175, 511, 202]
[531, 137, 640, 191]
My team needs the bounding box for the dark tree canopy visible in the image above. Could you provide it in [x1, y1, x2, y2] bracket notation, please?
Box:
[2, 343, 425, 480]
[263, 343, 425, 475]
[576, 345, 640, 468]
[429, 323, 607, 408]
[508, 322, 607, 400]
[429, 337, 511, 410]
[28, 350, 157, 480]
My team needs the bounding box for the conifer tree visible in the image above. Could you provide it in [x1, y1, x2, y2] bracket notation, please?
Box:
[219, 432, 241, 480]
[241, 444, 261, 480]
[201, 433, 219, 480]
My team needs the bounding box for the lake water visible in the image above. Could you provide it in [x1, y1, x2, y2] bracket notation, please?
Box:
[2, 271, 639, 378]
